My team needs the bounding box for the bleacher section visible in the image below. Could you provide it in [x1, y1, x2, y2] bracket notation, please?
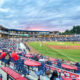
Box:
[0, 39, 80, 80]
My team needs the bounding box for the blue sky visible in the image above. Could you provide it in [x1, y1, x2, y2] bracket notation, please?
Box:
[0, 0, 80, 31]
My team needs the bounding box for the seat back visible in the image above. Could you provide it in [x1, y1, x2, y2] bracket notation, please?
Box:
[0, 74, 2, 80]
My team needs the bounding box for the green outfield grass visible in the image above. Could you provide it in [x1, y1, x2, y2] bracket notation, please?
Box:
[29, 42, 80, 62]
[44, 41, 80, 46]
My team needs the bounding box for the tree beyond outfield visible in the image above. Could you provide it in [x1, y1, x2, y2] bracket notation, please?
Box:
[61, 26, 80, 35]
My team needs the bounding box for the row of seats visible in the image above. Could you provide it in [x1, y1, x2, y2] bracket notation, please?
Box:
[24, 36, 80, 41]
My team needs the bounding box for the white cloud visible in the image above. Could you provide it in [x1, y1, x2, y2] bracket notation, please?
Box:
[0, 0, 80, 31]
[0, 0, 4, 7]
[0, 8, 10, 13]
[0, 0, 10, 7]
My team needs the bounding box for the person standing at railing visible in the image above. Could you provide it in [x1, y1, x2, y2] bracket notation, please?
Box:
[4, 52, 11, 66]
[11, 51, 19, 61]
[0, 50, 6, 65]
[50, 70, 60, 80]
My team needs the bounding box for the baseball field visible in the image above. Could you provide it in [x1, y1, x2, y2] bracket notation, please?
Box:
[28, 41, 80, 62]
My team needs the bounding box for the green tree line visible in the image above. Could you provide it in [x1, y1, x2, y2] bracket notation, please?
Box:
[61, 26, 80, 35]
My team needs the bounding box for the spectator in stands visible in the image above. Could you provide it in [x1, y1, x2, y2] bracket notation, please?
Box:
[0, 51, 2, 58]
[0, 51, 6, 65]
[4, 52, 11, 66]
[57, 60, 62, 68]
[27, 47, 30, 51]
[61, 59, 65, 64]
[36, 54, 40, 61]
[43, 70, 51, 80]
[11, 51, 19, 61]
[58, 72, 63, 80]
[0, 51, 6, 59]
[33, 55, 38, 61]
[64, 72, 70, 77]
[70, 61, 75, 66]
[2, 48, 8, 53]
[50, 70, 60, 80]
[46, 59, 52, 65]
[75, 62, 80, 67]
[39, 57, 45, 62]
[0, 74, 2, 80]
